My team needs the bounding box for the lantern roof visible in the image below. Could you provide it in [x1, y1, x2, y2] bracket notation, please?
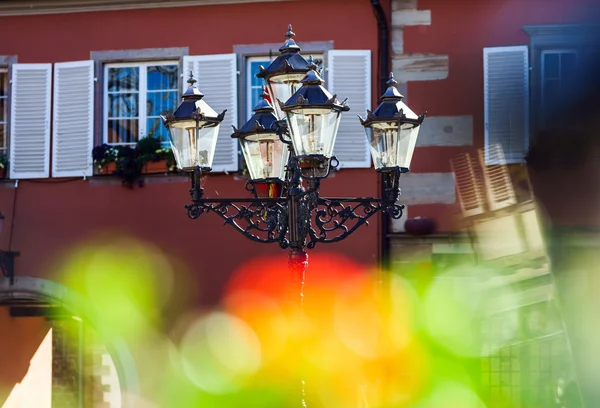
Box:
[359, 72, 425, 127]
[256, 24, 310, 80]
[232, 87, 280, 138]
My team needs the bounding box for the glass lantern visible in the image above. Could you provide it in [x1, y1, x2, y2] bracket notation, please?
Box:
[256, 24, 310, 120]
[161, 74, 225, 172]
[232, 88, 290, 182]
[280, 64, 349, 161]
[360, 73, 426, 172]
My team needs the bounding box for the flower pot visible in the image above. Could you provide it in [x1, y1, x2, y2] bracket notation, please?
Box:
[404, 217, 436, 236]
[0, 168, 6, 179]
[144, 159, 168, 174]
[97, 162, 117, 175]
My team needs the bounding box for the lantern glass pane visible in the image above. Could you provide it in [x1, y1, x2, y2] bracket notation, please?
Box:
[285, 108, 341, 158]
[240, 133, 290, 180]
[365, 122, 421, 170]
[166, 119, 221, 170]
[266, 74, 304, 120]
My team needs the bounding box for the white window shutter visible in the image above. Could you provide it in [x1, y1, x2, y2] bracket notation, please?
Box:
[327, 50, 371, 168]
[52, 60, 95, 177]
[483, 46, 529, 165]
[10, 64, 52, 179]
[183, 54, 238, 173]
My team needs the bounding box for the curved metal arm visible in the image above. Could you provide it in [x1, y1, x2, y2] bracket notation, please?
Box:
[185, 199, 290, 248]
[306, 197, 404, 248]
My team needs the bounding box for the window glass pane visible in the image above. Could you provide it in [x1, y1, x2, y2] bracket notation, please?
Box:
[107, 67, 139, 91]
[0, 124, 4, 150]
[108, 119, 138, 144]
[146, 90, 178, 116]
[147, 65, 178, 90]
[561, 52, 577, 79]
[0, 98, 5, 122]
[146, 118, 169, 142]
[543, 53, 560, 79]
[108, 93, 139, 118]
[249, 61, 267, 87]
[0, 71, 7, 97]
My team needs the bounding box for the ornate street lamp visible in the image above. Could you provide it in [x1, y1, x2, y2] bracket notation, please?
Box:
[257, 24, 310, 119]
[162, 27, 425, 266]
[359, 72, 426, 173]
[160, 74, 226, 173]
[162, 26, 426, 408]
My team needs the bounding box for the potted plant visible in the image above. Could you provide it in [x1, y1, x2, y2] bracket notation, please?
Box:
[0, 152, 8, 179]
[136, 136, 168, 174]
[92, 144, 119, 175]
[115, 145, 143, 188]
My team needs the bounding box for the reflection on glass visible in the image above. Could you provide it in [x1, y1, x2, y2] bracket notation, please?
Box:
[0, 98, 5, 121]
[107, 67, 139, 92]
[266, 73, 305, 120]
[286, 108, 341, 157]
[146, 118, 170, 142]
[146, 91, 178, 117]
[0, 71, 7, 96]
[365, 123, 419, 170]
[108, 119, 139, 144]
[167, 120, 221, 170]
[108, 93, 138, 118]
[147, 65, 178, 90]
[240, 133, 289, 180]
[0, 124, 5, 149]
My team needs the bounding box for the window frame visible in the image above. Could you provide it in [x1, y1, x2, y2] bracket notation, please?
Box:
[524, 24, 600, 135]
[102, 60, 179, 146]
[91, 47, 188, 148]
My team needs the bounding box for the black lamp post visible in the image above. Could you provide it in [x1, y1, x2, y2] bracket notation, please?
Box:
[161, 25, 426, 274]
[0, 212, 19, 285]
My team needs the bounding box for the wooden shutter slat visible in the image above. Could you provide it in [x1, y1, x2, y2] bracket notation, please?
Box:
[52, 60, 95, 177]
[483, 46, 529, 165]
[10, 64, 52, 179]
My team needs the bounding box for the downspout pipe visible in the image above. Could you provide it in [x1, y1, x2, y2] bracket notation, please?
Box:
[370, 0, 392, 271]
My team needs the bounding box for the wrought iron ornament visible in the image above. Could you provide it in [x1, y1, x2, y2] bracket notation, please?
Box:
[184, 154, 405, 250]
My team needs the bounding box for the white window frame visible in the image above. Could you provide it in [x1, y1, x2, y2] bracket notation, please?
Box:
[103, 60, 178, 145]
[0, 68, 8, 153]
[245, 56, 272, 121]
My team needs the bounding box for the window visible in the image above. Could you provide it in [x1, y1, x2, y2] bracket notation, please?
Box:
[0, 68, 7, 153]
[103, 61, 179, 145]
[540, 50, 577, 128]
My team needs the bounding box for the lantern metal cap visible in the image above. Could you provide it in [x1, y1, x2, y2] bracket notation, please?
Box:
[232, 87, 279, 138]
[359, 72, 426, 127]
[256, 24, 310, 80]
[181, 72, 204, 99]
[279, 24, 301, 53]
[380, 72, 404, 100]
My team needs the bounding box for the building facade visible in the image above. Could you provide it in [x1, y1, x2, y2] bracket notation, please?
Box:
[0, 0, 599, 406]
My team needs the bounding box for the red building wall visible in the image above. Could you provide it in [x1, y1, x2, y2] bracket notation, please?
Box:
[0, 0, 391, 308]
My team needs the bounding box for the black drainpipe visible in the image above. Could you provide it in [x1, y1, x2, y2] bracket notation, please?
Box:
[371, 0, 392, 271]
